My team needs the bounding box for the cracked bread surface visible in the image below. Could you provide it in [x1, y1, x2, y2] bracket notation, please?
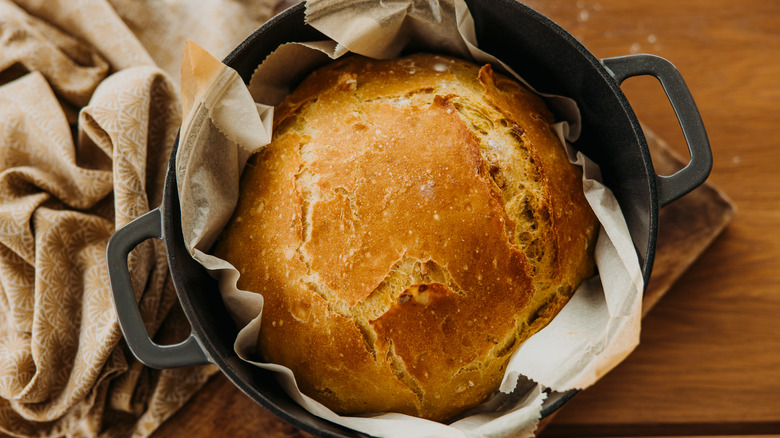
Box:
[214, 53, 598, 421]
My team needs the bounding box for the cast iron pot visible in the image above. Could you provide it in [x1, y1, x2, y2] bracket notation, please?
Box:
[107, 1, 712, 436]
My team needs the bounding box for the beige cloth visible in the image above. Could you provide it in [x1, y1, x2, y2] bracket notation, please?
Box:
[0, 0, 292, 436]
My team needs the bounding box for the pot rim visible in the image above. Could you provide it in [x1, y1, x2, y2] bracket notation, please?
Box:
[154, 0, 677, 435]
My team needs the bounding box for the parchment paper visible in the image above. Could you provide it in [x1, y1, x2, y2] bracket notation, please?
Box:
[175, 1, 644, 436]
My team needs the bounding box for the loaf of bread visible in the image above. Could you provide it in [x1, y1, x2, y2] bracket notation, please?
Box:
[214, 53, 598, 421]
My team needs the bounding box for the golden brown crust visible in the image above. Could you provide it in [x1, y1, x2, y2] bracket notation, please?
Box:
[214, 53, 598, 421]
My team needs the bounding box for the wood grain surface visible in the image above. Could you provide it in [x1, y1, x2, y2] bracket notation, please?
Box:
[153, 0, 780, 437]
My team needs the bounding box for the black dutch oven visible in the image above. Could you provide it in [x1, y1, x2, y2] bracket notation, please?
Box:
[107, 1, 712, 436]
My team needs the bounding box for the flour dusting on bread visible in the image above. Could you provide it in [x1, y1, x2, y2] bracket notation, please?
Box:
[215, 53, 598, 421]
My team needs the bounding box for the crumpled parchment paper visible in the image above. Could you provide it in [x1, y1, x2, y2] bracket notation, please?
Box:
[175, 1, 644, 436]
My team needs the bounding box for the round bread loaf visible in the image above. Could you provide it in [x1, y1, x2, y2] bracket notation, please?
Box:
[215, 53, 598, 421]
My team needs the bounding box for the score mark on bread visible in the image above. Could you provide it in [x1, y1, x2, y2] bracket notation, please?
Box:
[214, 53, 598, 421]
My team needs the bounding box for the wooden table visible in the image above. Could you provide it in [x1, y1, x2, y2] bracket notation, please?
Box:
[154, 1, 780, 436]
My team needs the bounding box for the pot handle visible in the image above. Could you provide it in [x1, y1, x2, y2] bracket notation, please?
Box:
[602, 54, 712, 206]
[107, 208, 211, 368]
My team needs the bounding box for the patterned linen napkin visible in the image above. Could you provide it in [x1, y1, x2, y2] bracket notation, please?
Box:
[0, 0, 290, 436]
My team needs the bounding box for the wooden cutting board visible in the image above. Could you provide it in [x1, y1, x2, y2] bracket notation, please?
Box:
[152, 126, 735, 438]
